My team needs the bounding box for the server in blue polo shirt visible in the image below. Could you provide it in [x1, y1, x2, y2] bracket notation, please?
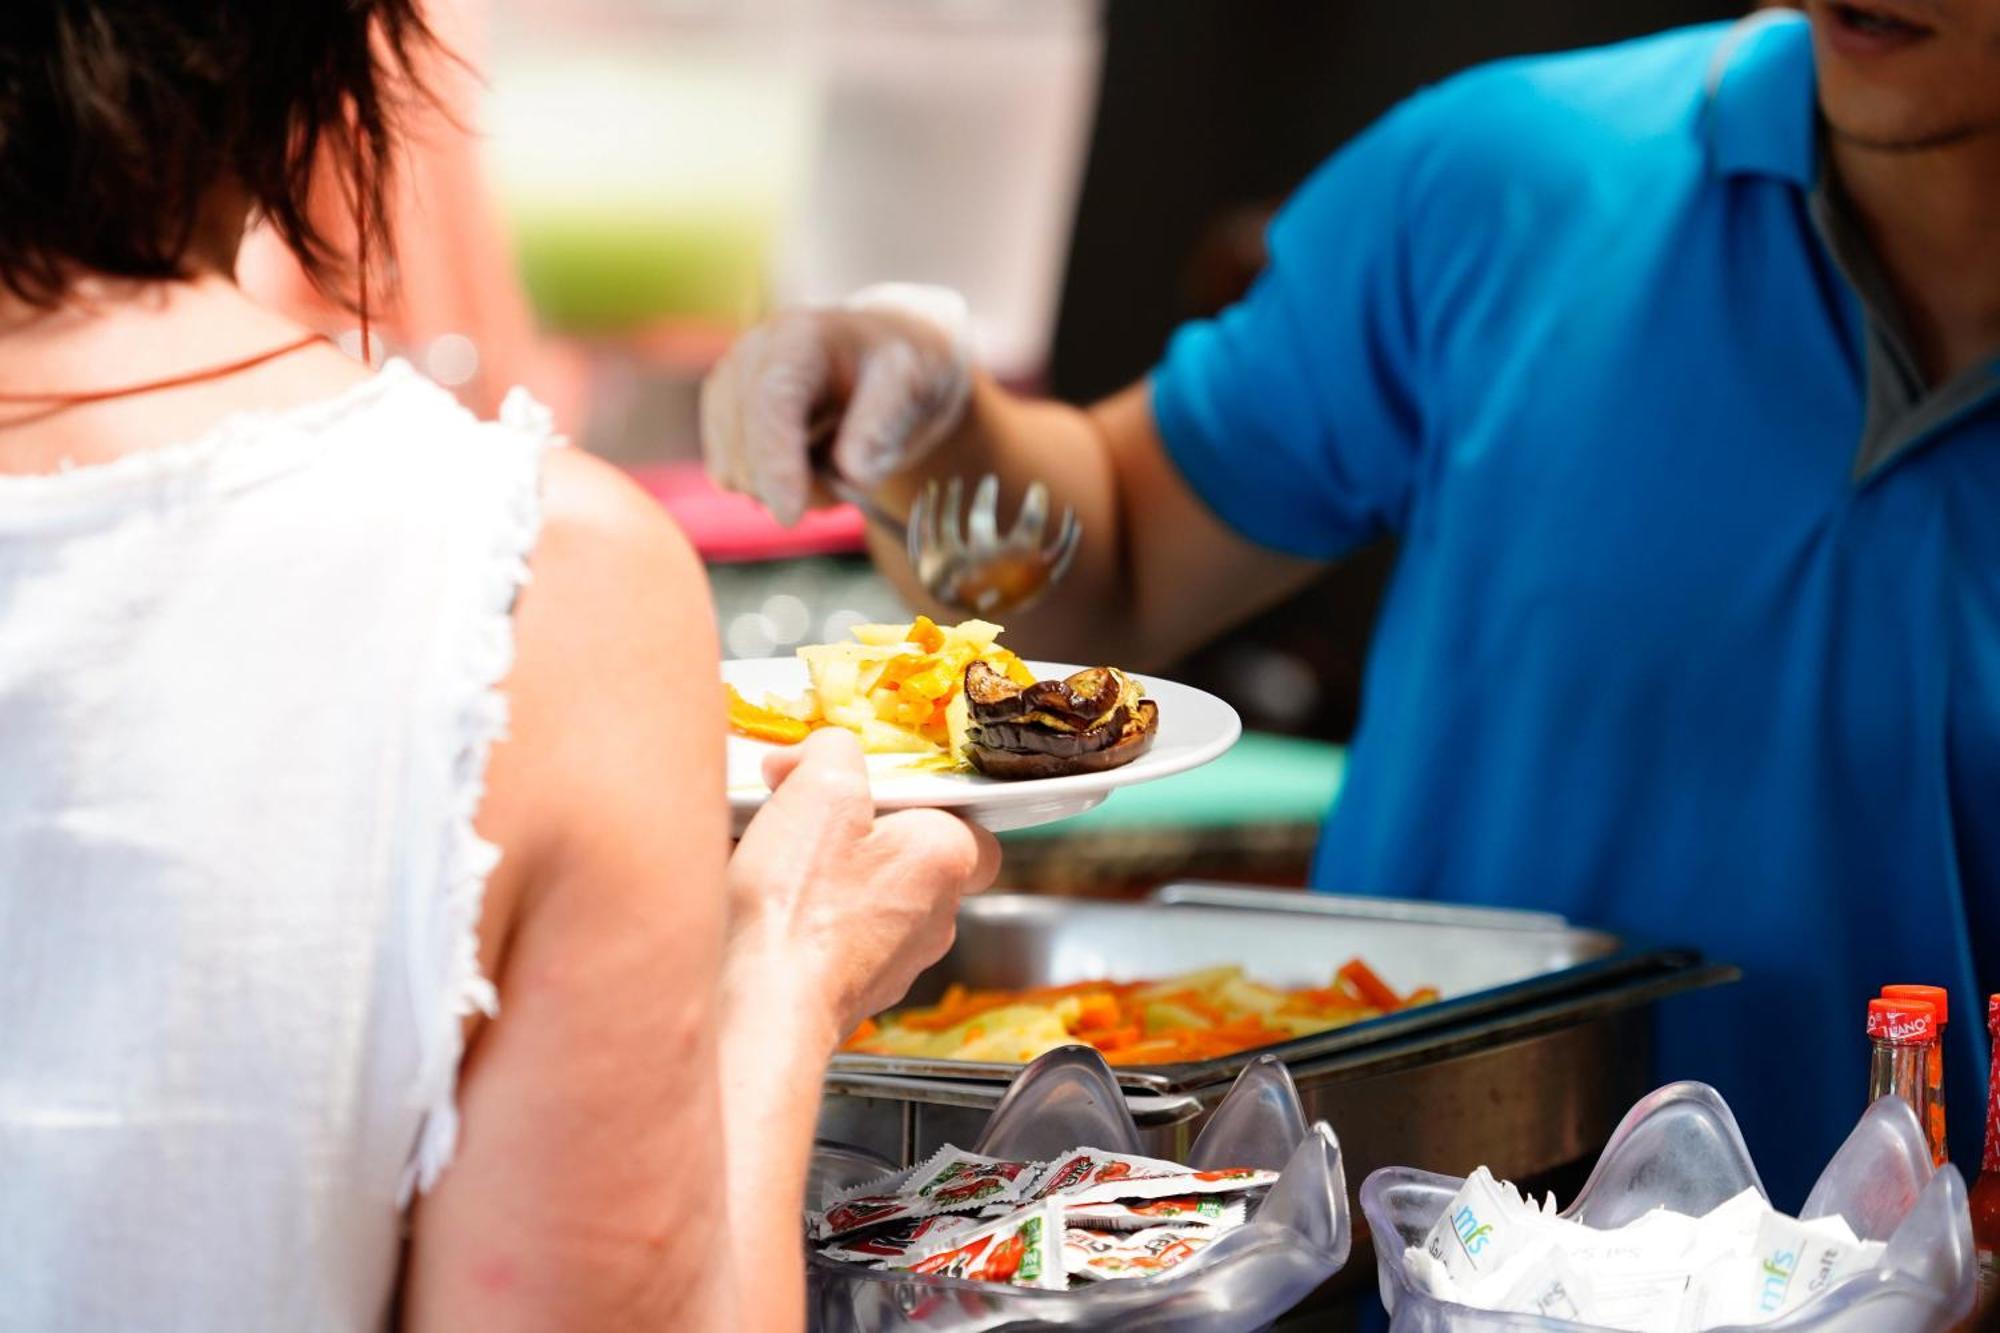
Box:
[703, 2, 2000, 1205]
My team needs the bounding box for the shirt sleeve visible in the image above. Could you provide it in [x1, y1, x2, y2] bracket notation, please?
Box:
[1150, 94, 1438, 561]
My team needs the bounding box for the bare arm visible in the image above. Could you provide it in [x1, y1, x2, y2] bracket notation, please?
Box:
[713, 734, 996, 1325]
[404, 449, 997, 1332]
[404, 448, 738, 1330]
[869, 375, 1325, 668]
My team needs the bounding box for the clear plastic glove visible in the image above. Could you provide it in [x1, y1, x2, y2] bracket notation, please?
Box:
[725, 728, 1000, 1035]
[700, 284, 974, 527]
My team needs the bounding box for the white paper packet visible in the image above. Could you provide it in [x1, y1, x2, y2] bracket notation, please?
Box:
[1419, 1167, 1550, 1283]
[1677, 1210, 1885, 1327]
[1494, 1242, 1599, 1323]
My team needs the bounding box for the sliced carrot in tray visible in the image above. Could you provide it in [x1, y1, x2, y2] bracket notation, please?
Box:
[1336, 957, 1404, 1013]
[852, 959, 1434, 1064]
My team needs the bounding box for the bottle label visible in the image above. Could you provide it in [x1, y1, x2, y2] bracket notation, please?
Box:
[1866, 1009, 1935, 1042]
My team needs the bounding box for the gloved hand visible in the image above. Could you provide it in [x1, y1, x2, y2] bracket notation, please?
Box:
[700, 283, 974, 526]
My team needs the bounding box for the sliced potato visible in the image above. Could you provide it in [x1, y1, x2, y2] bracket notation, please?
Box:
[1132, 966, 1243, 1003]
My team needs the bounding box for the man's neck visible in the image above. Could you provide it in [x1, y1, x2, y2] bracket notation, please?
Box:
[1830, 129, 2000, 384]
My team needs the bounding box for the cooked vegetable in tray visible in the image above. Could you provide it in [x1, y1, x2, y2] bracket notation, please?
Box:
[844, 960, 1438, 1066]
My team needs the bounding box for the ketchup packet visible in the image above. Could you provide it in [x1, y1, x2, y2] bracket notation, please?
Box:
[817, 1213, 980, 1265]
[811, 1145, 1037, 1241]
[1027, 1147, 1276, 1208]
[887, 1199, 1068, 1290]
[1062, 1222, 1223, 1281]
[1064, 1195, 1246, 1231]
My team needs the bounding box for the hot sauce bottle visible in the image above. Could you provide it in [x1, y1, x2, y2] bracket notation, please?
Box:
[1866, 996, 1939, 1148]
[1970, 994, 1998, 1315]
[1882, 984, 1950, 1167]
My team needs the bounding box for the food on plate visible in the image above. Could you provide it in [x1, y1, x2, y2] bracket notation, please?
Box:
[810, 1142, 1273, 1290]
[725, 685, 813, 745]
[843, 960, 1438, 1066]
[724, 616, 1160, 780]
[727, 615, 1036, 758]
[961, 660, 1158, 779]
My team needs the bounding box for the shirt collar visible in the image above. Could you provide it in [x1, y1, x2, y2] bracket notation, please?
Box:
[1704, 9, 1818, 186]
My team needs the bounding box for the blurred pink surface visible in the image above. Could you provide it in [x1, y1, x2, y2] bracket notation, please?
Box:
[627, 461, 867, 563]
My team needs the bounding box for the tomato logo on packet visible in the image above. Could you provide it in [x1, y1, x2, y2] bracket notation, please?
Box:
[911, 1229, 1024, 1283]
[922, 1161, 1023, 1209]
[978, 1233, 1027, 1283]
[1133, 1197, 1208, 1219]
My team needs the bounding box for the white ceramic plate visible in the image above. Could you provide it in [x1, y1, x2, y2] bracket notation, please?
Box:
[725, 658, 1241, 836]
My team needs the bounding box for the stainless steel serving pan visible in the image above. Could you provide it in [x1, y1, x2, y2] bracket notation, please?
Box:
[817, 884, 1734, 1181]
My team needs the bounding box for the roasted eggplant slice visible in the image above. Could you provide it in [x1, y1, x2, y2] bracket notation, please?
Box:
[962, 660, 1160, 779]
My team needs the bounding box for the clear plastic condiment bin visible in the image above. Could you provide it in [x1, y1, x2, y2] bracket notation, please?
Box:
[1362, 1081, 1977, 1332]
[808, 1046, 1351, 1332]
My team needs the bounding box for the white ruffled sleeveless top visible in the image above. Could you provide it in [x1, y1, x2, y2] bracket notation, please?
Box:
[0, 361, 549, 1332]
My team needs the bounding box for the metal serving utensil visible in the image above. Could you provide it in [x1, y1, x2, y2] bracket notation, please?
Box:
[815, 459, 1081, 618]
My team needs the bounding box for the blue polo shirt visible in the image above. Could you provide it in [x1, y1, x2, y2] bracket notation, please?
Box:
[1152, 14, 1999, 1207]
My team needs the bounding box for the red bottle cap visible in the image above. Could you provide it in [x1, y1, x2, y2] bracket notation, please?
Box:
[1881, 984, 1948, 1027]
[1867, 997, 1937, 1044]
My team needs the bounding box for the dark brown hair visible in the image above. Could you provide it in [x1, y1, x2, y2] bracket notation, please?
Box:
[0, 1, 436, 307]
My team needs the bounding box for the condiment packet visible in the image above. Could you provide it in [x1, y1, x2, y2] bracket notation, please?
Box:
[1556, 1208, 1701, 1333]
[1402, 1245, 1458, 1301]
[811, 1145, 1038, 1241]
[817, 1213, 981, 1265]
[1578, 1268, 1692, 1333]
[1062, 1222, 1223, 1281]
[887, 1198, 1068, 1290]
[1064, 1195, 1247, 1231]
[1027, 1147, 1277, 1207]
[1693, 1188, 1769, 1261]
[1493, 1243, 1599, 1323]
[1402, 1169, 1892, 1333]
[1675, 1210, 1885, 1328]
[1419, 1167, 1547, 1283]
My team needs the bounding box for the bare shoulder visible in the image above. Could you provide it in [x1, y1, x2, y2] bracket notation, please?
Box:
[533, 446, 708, 594]
[472, 445, 723, 969]
[517, 447, 718, 707]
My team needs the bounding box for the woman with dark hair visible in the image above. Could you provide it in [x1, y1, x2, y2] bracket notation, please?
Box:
[0, 5, 994, 1330]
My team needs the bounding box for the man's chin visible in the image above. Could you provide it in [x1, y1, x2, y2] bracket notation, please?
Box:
[1824, 114, 1986, 151]
[1819, 90, 2000, 152]
[1817, 62, 2000, 153]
